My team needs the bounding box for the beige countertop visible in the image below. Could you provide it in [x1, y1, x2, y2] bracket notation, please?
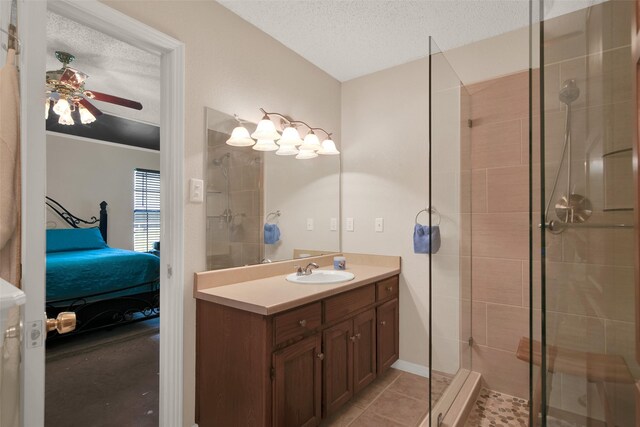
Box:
[195, 262, 400, 315]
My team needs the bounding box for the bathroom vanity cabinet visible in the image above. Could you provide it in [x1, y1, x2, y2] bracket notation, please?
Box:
[196, 274, 399, 427]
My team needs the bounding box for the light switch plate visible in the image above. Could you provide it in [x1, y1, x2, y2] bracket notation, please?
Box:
[346, 217, 354, 232]
[375, 217, 384, 232]
[306, 218, 314, 231]
[189, 178, 204, 203]
[330, 217, 338, 231]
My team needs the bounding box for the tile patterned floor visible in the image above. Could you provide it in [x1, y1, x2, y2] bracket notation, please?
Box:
[322, 368, 452, 427]
[464, 388, 529, 427]
[464, 388, 577, 427]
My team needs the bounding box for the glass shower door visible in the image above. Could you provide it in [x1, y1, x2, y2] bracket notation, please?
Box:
[535, 1, 639, 424]
[428, 36, 472, 425]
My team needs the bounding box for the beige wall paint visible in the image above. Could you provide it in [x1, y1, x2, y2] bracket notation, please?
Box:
[46, 134, 160, 251]
[341, 59, 430, 369]
[101, 1, 341, 424]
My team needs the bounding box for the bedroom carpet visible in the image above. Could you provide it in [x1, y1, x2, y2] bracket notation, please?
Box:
[45, 319, 159, 427]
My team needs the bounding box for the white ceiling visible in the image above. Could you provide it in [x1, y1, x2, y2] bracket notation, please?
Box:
[218, 0, 604, 82]
[46, 11, 161, 124]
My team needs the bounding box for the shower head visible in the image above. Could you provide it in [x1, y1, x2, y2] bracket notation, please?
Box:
[559, 79, 580, 105]
[212, 152, 230, 166]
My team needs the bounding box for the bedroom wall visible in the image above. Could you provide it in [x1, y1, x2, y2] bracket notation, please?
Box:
[46, 133, 160, 251]
[100, 2, 342, 425]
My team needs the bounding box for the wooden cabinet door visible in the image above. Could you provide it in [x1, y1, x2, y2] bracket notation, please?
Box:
[377, 298, 399, 375]
[353, 309, 376, 394]
[322, 320, 354, 416]
[272, 334, 322, 427]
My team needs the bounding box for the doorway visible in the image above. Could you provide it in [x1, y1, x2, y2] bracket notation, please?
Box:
[19, 1, 184, 425]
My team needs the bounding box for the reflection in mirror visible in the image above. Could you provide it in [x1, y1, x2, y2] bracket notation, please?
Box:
[205, 107, 341, 270]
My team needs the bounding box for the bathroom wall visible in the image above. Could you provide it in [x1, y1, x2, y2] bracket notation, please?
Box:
[102, 2, 341, 424]
[46, 133, 160, 251]
[341, 60, 431, 373]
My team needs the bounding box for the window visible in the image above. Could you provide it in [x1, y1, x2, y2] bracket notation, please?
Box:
[134, 169, 160, 252]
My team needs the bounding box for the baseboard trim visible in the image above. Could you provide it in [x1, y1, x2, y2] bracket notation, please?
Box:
[392, 359, 430, 378]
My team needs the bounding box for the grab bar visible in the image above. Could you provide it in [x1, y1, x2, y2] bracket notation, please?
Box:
[542, 220, 634, 232]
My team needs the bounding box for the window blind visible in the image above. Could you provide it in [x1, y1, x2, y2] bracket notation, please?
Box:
[133, 168, 160, 252]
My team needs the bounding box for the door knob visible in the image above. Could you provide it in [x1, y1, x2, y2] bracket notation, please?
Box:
[46, 312, 76, 334]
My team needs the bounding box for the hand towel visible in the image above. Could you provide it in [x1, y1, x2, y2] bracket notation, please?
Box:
[264, 223, 281, 245]
[413, 224, 441, 254]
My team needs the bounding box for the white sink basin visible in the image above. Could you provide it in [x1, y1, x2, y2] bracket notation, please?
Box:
[286, 270, 355, 284]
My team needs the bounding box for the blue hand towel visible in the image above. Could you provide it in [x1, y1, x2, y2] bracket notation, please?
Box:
[264, 223, 281, 245]
[413, 224, 441, 254]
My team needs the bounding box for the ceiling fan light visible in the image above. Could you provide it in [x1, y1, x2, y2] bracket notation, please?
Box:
[251, 118, 280, 141]
[252, 139, 279, 152]
[226, 126, 255, 147]
[58, 109, 74, 126]
[52, 98, 70, 116]
[45, 99, 50, 120]
[299, 132, 321, 151]
[79, 106, 96, 124]
[317, 139, 340, 155]
[278, 126, 303, 146]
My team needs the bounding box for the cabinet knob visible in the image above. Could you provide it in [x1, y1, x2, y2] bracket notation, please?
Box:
[298, 319, 307, 327]
[386, 286, 393, 292]
[349, 335, 357, 342]
[317, 353, 325, 360]
[355, 333, 361, 340]
[380, 320, 387, 326]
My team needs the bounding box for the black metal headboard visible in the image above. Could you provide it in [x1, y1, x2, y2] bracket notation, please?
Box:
[45, 196, 108, 243]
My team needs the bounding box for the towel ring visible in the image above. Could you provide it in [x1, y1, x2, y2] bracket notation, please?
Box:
[415, 207, 441, 226]
[266, 210, 281, 223]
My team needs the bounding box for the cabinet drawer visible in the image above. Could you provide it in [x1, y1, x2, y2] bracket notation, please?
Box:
[376, 276, 399, 301]
[324, 285, 375, 323]
[274, 302, 322, 346]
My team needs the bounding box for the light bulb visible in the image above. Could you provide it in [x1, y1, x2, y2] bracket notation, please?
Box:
[52, 98, 70, 116]
[299, 132, 321, 151]
[251, 117, 280, 140]
[226, 126, 255, 147]
[252, 139, 278, 152]
[79, 106, 96, 124]
[278, 126, 303, 146]
[58, 109, 74, 126]
[275, 145, 299, 156]
[45, 99, 50, 120]
[317, 139, 340, 155]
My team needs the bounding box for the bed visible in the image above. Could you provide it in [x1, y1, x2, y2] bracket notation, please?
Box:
[45, 197, 160, 339]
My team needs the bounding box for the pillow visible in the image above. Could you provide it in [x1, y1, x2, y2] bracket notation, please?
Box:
[46, 228, 107, 253]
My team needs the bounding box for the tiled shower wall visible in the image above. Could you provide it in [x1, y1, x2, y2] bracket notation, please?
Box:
[464, 2, 637, 422]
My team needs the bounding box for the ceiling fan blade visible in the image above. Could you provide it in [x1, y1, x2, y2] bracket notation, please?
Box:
[85, 90, 143, 110]
[78, 98, 103, 117]
[59, 67, 88, 89]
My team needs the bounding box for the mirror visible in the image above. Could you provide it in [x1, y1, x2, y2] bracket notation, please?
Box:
[205, 107, 341, 270]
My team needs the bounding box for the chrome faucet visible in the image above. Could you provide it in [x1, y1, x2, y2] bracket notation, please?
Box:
[296, 262, 319, 276]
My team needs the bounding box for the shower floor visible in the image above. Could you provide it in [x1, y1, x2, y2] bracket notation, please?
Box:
[464, 389, 585, 427]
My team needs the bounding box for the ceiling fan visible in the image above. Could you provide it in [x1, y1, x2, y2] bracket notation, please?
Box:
[45, 51, 143, 126]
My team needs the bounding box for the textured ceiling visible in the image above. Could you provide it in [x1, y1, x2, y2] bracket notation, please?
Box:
[46, 11, 160, 124]
[218, 0, 604, 82]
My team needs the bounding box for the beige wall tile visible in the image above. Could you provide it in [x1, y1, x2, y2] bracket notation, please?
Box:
[605, 320, 640, 378]
[486, 304, 528, 352]
[469, 71, 529, 125]
[473, 257, 524, 306]
[472, 213, 529, 260]
[471, 120, 523, 169]
[486, 165, 529, 213]
[472, 345, 529, 399]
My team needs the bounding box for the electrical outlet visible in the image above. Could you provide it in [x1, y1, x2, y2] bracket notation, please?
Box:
[189, 178, 204, 203]
[306, 218, 314, 231]
[375, 217, 384, 232]
[330, 217, 338, 231]
[346, 217, 354, 232]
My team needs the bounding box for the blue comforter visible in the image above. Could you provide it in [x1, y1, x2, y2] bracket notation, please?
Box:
[46, 248, 160, 303]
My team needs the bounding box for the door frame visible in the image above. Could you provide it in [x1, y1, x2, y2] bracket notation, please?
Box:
[19, 1, 185, 425]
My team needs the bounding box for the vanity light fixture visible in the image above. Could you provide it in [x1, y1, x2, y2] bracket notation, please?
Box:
[225, 108, 338, 160]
